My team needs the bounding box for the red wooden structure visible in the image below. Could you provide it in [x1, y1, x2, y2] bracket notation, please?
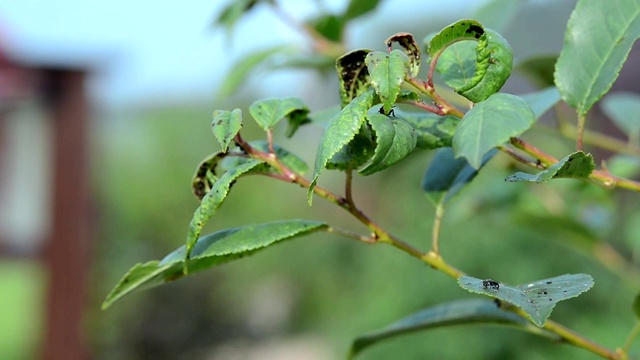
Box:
[0, 41, 92, 360]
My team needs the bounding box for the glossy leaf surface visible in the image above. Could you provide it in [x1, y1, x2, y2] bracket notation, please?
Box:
[453, 93, 535, 169]
[309, 90, 374, 203]
[103, 220, 328, 310]
[185, 160, 265, 263]
[249, 97, 309, 131]
[554, 0, 640, 116]
[396, 111, 458, 149]
[365, 50, 409, 114]
[360, 114, 417, 175]
[212, 109, 243, 152]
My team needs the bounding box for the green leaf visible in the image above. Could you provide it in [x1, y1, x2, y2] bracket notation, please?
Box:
[343, 0, 381, 21]
[471, 0, 522, 33]
[422, 147, 497, 205]
[218, 45, 292, 97]
[249, 97, 309, 131]
[428, 21, 513, 102]
[308, 90, 375, 203]
[427, 20, 485, 58]
[308, 14, 344, 42]
[600, 92, 640, 142]
[633, 292, 640, 319]
[521, 86, 561, 119]
[453, 93, 535, 169]
[326, 125, 375, 170]
[436, 41, 476, 89]
[212, 109, 243, 152]
[458, 274, 594, 326]
[336, 49, 372, 107]
[365, 50, 409, 114]
[192, 152, 226, 200]
[349, 299, 558, 359]
[505, 151, 595, 183]
[359, 114, 417, 175]
[185, 160, 266, 265]
[385, 32, 421, 77]
[554, 0, 640, 116]
[456, 29, 513, 103]
[395, 111, 458, 149]
[102, 220, 328, 310]
[516, 55, 558, 88]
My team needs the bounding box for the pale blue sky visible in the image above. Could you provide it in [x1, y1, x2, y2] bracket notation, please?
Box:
[0, 0, 476, 107]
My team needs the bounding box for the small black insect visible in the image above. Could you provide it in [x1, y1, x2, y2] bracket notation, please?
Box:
[482, 279, 500, 290]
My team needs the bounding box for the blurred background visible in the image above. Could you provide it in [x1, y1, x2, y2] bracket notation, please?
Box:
[1, 0, 640, 359]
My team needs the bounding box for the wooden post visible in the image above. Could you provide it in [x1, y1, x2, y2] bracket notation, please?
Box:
[41, 68, 91, 360]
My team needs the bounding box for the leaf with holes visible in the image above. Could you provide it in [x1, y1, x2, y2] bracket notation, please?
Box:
[505, 151, 595, 183]
[212, 109, 243, 152]
[458, 274, 594, 326]
[456, 29, 512, 103]
[359, 113, 417, 175]
[337, 49, 372, 107]
[102, 220, 328, 310]
[249, 97, 309, 132]
[365, 50, 409, 114]
[426, 20, 485, 58]
[554, 0, 640, 116]
[348, 299, 558, 359]
[308, 90, 375, 204]
[428, 21, 512, 102]
[184, 160, 266, 266]
[453, 93, 535, 169]
[385, 32, 421, 77]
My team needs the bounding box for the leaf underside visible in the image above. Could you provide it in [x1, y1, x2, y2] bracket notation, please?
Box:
[458, 274, 594, 326]
[505, 151, 595, 183]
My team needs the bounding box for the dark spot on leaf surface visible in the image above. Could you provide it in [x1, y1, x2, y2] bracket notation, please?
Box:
[466, 25, 484, 39]
[546, 281, 552, 284]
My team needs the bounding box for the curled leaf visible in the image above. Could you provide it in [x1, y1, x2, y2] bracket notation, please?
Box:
[337, 49, 372, 107]
[385, 32, 421, 77]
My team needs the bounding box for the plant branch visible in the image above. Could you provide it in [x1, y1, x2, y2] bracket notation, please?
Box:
[431, 203, 445, 254]
[238, 132, 625, 359]
[404, 77, 465, 118]
[345, 167, 355, 206]
[543, 317, 622, 360]
[576, 113, 587, 150]
[327, 226, 377, 244]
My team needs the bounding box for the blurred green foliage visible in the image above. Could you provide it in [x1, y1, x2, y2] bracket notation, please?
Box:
[87, 0, 640, 359]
